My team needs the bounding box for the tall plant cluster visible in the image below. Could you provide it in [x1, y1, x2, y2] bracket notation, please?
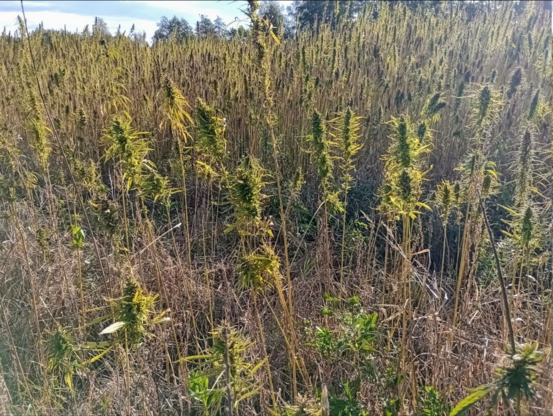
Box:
[379, 116, 431, 222]
[0, 2, 551, 415]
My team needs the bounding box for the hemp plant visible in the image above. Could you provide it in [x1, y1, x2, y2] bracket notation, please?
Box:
[47, 327, 84, 393]
[334, 107, 362, 295]
[160, 77, 193, 263]
[378, 115, 432, 398]
[246, 2, 301, 399]
[379, 116, 431, 223]
[102, 111, 152, 251]
[226, 156, 268, 240]
[69, 223, 86, 329]
[98, 278, 170, 348]
[452, 84, 503, 332]
[184, 323, 266, 414]
[226, 155, 279, 408]
[512, 128, 535, 207]
[307, 110, 342, 291]
[450, 344, 544, 416]
[502, 203, 544, 317]
[434, 181, 456, 294]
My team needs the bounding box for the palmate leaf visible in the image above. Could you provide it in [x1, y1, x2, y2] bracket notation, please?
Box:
[450, 384, 496, 416]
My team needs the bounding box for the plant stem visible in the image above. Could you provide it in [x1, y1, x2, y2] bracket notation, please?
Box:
[339, 190, 348, 296]
[452, 202, 472, 333]
[76, 248, 85, 330]
[439, 224, 447, 297]
[222, 325, 234, 416]
[269, 128, 298, 400]
[253, 292, 277, 410]
[479, 196, 516, 355]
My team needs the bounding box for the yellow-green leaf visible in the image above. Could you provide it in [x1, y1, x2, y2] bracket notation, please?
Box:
[89, 345, 114, 363]
[450, 385, 494, 416]
[270, 29, 280, 45]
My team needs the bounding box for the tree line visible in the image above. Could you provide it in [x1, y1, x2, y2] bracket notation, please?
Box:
[150, 0, 544, 43]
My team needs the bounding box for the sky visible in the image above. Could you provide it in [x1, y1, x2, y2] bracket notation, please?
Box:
[0, 1, 293, 39]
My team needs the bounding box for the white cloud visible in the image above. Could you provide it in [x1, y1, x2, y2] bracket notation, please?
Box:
[0, 11, 91, 33]
[23, 1, 54, 7]
[0, 10, 157, 37]
[132, 1, 244, 23]
[103, 16, 158, 37]
[0, 0, 295, 38]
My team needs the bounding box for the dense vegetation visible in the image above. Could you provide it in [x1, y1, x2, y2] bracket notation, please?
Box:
[0, 1, 551, 415]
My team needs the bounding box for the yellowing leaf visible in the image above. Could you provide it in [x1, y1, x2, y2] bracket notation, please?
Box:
[418, 202, 432, 211]
[152, 316, 171, 325]
[65, 373, 73, 391]
[89, 345, 114, 363]
[270, 29, 280, 45]
[450, 384, 494, 416]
